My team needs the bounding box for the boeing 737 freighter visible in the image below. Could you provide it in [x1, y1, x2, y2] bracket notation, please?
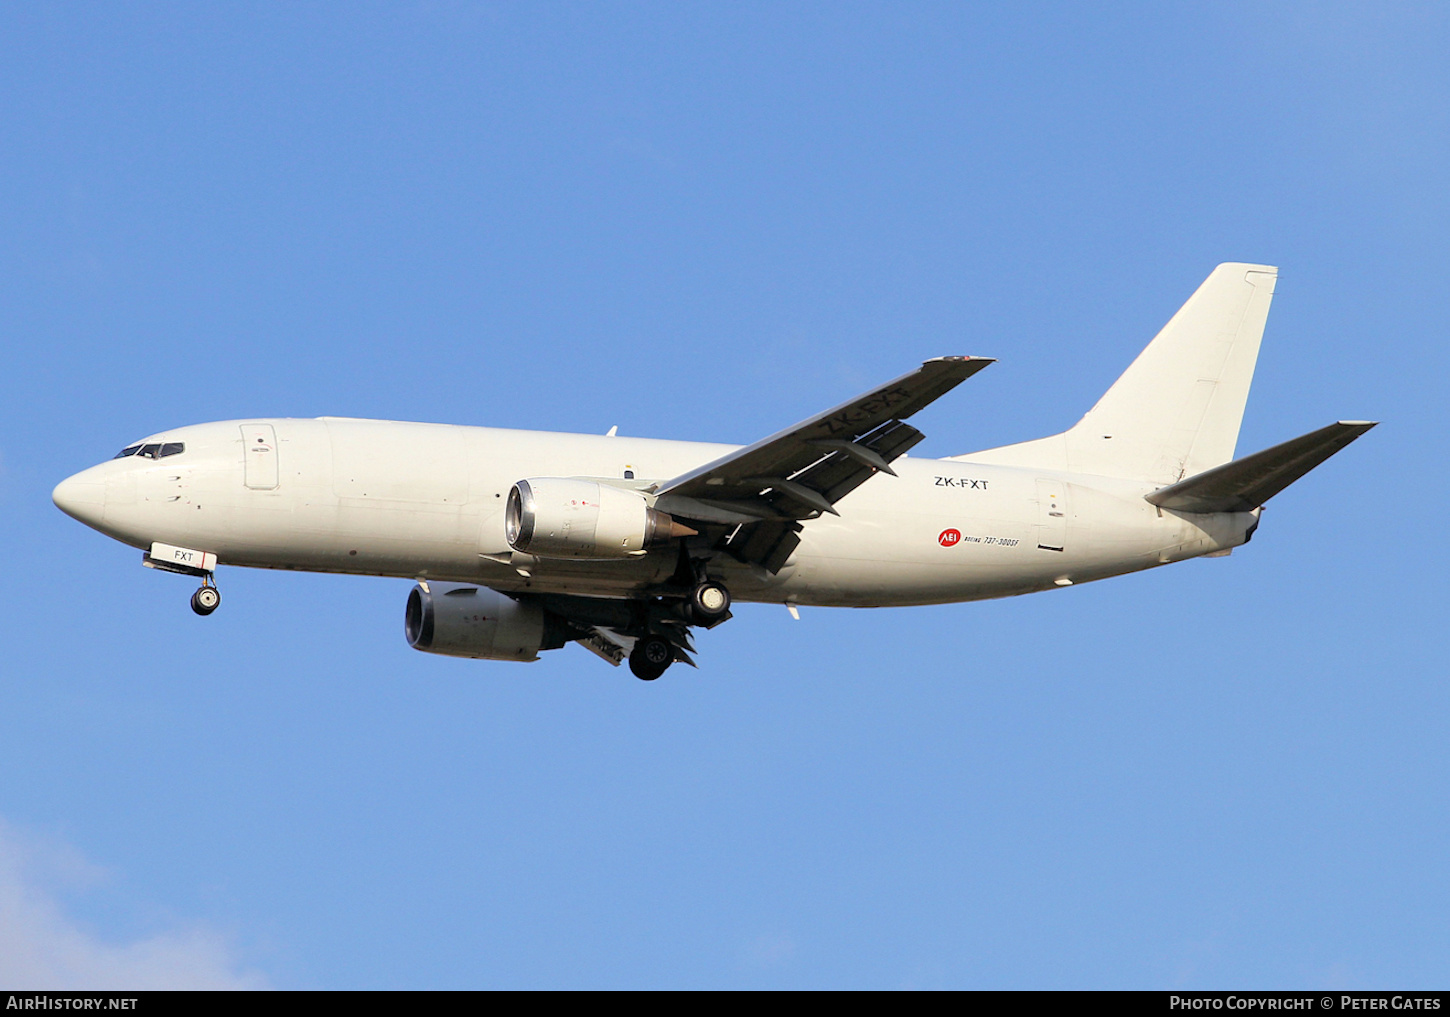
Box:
[53, 264, 1375, 679]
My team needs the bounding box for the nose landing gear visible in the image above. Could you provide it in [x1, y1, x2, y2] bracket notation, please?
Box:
[142, 543, 223, 616]
[190, 575, 221, 616]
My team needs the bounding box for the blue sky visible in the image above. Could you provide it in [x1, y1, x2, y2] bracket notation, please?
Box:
[2, 2, 1446, 989]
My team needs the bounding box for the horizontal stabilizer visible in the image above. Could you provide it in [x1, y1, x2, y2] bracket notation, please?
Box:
[1145, 421, 1377, 513]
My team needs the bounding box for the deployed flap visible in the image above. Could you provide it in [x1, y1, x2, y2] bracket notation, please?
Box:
[1146, 421, 1377, 513]
[654, 356, 993, 572]
[577, 628, 628, 666]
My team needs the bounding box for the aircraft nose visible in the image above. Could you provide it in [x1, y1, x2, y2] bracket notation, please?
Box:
[52, 470, 107, 527]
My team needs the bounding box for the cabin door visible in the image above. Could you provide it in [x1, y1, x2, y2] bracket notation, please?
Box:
[1035, 479, 1068, 552]
[241, 424, 279, 490]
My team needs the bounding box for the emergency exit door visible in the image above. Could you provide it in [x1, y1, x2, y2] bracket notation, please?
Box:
[241, 424, 279, 490]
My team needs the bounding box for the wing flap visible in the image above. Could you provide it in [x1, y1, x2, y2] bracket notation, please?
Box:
[799, 419, 927, 506]
[656, 357, 992, 571]
[1145, 420, 1377, 513]
[660, 356, 992, 502]
[723, 520, 802, 575]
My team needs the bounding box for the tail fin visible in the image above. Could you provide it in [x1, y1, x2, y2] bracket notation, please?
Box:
[961, 263, 1279, 484]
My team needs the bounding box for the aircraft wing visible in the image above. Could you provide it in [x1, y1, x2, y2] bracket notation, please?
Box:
[654, 356, 993, 572]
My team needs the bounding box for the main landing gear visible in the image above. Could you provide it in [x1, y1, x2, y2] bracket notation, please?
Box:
[626, 577, 732, 681]
[629, 635, 674, 681]
[538, 553, 735, 682]
[689, 580, 731, 624]
[190, 575, 221, 616]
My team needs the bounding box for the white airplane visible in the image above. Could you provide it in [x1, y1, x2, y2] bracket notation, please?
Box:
[54, 263, 1374, 680]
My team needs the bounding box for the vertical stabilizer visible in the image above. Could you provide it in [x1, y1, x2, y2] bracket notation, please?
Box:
[960, 263, 1278, 484]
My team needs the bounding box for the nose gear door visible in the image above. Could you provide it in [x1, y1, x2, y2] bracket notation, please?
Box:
[241, 424, 279, 490]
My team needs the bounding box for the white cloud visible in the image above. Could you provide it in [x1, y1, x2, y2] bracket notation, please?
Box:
[0, 819, 268, 990]
[742, 930, 797, 970]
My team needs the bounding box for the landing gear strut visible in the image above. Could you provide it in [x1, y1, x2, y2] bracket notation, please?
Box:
[190, 575, 221, 616]
[629, 635, 674, 681]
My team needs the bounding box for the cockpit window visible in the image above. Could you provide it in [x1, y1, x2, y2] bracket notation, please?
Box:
[114, 441, 185, 460]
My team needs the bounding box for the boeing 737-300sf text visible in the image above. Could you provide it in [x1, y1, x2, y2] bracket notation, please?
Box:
[54, 264, 1375, 680]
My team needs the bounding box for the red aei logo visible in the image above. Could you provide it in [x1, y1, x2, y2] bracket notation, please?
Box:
[938, 528, 961, 547]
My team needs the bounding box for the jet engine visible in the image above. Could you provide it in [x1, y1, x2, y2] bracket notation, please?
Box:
[404, 582, 568, 661]
[505, 478, 693, 559]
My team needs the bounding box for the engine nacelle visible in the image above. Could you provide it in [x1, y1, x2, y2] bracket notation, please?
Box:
[404, 582, 566, 661]
[505, 478, 691, 559]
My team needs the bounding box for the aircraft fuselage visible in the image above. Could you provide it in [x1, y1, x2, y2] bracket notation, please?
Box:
[55, 416, 1256, 608]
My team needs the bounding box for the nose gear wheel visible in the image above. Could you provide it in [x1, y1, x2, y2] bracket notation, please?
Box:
[190, 574, 221, 616]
